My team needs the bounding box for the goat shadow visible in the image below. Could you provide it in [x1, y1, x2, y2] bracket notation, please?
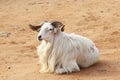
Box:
[58, 59, 119, 77]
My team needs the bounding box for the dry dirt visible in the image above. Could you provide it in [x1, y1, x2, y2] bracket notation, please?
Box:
[0, 0, 120, 80]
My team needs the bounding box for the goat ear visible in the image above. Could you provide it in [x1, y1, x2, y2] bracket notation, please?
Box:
[29, 21, 47, 31]
[29, 24, 42, 31]
[51, 21, 65, 32]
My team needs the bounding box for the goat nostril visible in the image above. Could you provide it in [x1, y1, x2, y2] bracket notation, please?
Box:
[38, 35, 42, 41]
[39, 36, 41, 38]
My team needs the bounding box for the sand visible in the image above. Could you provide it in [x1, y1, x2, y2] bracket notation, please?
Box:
[0, 0, 120, 80]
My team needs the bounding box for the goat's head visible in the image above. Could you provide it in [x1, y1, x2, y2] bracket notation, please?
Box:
[29, 21, 65, 41]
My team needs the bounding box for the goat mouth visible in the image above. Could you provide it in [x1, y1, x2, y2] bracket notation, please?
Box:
[38, 39, 43, 41]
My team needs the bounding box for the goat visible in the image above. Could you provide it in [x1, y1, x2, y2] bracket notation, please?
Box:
[29, 21, 99, 74]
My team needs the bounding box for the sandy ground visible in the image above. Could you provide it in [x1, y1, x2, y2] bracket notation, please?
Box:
[0, 0, 120, 80]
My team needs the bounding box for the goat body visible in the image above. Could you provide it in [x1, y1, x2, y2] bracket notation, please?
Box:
[29, 21, 99, 74]
[37, 32, 99, 74]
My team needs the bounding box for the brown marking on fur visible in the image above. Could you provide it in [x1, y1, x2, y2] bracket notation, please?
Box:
[61, 25, 65, 31]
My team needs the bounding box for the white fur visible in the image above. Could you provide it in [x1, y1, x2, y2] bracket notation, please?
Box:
[37, 22, 99, 74]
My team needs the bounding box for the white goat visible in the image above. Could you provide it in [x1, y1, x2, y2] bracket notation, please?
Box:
[29, 21, 99, 74]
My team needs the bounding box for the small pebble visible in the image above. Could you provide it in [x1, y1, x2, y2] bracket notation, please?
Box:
[8, 66, 11, 69]
[0, 32, 11, 37]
